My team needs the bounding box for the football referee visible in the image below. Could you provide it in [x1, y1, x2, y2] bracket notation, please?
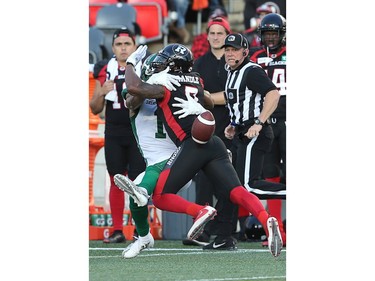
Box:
[222, 33, 286, 200]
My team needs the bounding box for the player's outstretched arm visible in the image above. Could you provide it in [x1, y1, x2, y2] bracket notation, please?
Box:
[125, 64, 165, 99]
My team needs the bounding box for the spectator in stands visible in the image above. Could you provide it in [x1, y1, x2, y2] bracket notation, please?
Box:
[168, 0, 190, 44]
[208, 0, 227, 18]
[243, 1, 286, 30]
[191, 6, 228, 59]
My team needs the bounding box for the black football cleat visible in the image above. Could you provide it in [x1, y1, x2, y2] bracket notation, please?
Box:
[203, 236, 237, 251]
[103, 230, 126, 243]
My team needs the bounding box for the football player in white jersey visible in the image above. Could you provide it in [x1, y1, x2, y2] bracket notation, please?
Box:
[114, 53, 184, 258]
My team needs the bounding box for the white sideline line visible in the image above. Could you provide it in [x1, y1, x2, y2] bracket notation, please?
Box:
[184, 277, 286, 281]
[89, 248, 286, 258]
[89, 247, 273, 252]
[90, 247, 202, 251]
[89, 252, 277, 258]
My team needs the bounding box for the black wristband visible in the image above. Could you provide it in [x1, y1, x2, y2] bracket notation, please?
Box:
[254, 118, 264, 126]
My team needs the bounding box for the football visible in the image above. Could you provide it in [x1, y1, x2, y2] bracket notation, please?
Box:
[191, 111, 216, 144]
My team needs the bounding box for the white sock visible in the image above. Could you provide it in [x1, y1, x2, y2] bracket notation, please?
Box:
[139, 232, 150, 243]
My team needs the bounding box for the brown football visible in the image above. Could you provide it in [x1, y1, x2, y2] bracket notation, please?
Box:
[191, 111, 216, 144]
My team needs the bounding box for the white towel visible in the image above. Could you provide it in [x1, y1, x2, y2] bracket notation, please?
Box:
[105, 57, 143, 102]
[105, 57, 118, 102]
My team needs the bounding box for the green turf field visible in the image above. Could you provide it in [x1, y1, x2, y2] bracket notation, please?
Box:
[89, 240, 286, 281]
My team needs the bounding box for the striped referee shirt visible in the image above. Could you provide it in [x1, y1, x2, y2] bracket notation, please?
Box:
[225, 59, 277, 126]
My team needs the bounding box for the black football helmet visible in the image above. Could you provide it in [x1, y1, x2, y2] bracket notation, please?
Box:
[151, 43, 194, 73]
[244, 215, 266, 240]
[258, 13, 286, 51]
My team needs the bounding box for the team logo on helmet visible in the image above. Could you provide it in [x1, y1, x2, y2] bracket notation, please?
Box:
[173, 45, 187, 55]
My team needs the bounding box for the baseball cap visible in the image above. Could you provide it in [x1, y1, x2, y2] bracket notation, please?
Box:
[112, 27, 135, 44]
[207, 16, 231, 34]
[221, 33, 249, 49]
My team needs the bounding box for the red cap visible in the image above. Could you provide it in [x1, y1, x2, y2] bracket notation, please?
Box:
[207, 17, 231, 34]
[112, 27, 135, 44]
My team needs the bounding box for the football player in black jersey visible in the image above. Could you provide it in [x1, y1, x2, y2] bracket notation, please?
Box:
[124, 43, 283, 257]
[249, 13, 287, 246]
[89, 28, 146, 243]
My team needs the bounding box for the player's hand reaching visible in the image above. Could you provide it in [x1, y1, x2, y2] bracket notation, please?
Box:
[147, 67, 181, 91]
[127, 45, 148, 67]
[172, 94, 207, 119]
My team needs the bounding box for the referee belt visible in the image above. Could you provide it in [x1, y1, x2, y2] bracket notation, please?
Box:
[232, 118, 271, 132]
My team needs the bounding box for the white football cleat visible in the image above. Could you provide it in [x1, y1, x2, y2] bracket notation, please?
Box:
[122, 233, 154, 259]
[267, 217, 283, 257]
[114, 174, 149, 207]
[187, 206, 217, 240]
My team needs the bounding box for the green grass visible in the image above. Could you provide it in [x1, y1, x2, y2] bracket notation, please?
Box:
[89, 240, 286, 281]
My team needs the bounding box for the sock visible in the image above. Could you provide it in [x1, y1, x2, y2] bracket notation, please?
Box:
[129, 198, 150, 237]
[265, 177, 285, 233]
[229, 186, 270, 235]
[153, 169, 204, 217]
[109, 175, 124, 231]
[138, 167, 161, 195]
[139, 231, 151, 243]
[237, 206, 249, 239]
[238, 205, 249, 217]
